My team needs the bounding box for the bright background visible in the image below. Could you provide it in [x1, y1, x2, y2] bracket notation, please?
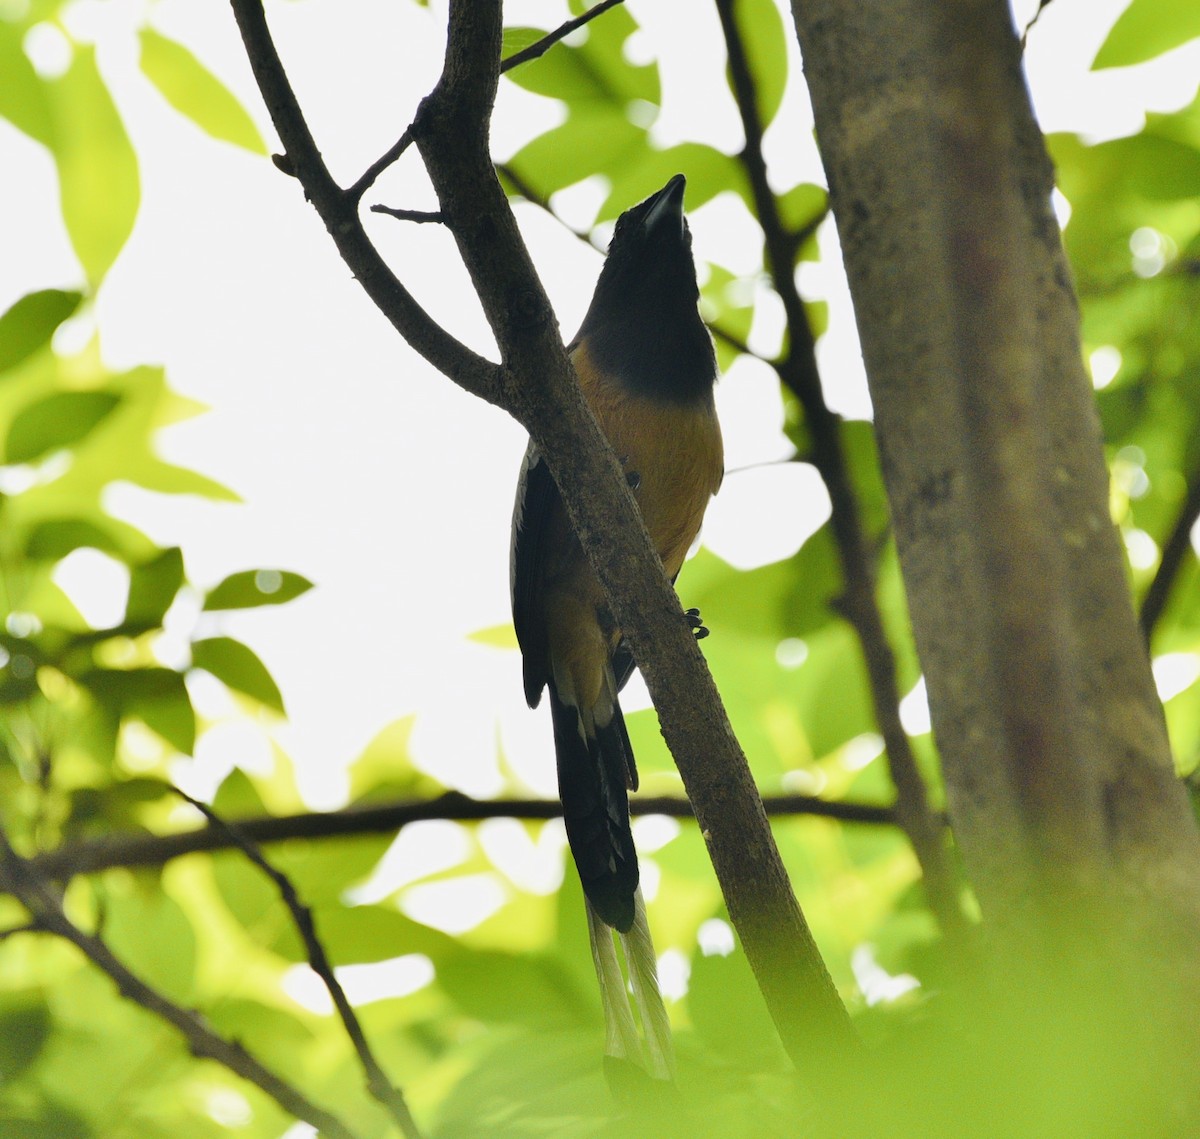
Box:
[3, 0, 1198, 817]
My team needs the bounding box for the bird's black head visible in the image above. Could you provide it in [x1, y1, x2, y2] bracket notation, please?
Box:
[574, 175, 717, 404]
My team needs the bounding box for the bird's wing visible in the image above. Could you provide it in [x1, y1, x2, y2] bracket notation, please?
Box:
[510, 440, 559, 708]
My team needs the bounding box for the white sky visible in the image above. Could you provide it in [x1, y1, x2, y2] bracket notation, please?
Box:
[3, 0, 1199, 811]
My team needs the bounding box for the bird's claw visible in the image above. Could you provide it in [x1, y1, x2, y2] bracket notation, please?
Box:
[684, 607, 710, 640]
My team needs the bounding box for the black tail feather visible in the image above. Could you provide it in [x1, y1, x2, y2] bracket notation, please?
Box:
[549, 685, 639, 932]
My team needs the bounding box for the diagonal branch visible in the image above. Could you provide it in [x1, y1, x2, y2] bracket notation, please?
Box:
[176, 791, 424, 1139]
[0, 825, 359, 1139]
[500, 0, 626, 73]
[26, 791, 903, 881]
[1140, 458, 1200, 641]
[715, 0, 973, 952]
[229, 1, 500, 404]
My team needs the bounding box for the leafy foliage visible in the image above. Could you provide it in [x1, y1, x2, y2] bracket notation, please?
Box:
[0, 0, 1198, 1137]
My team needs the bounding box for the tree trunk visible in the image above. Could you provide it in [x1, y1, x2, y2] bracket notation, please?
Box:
[790, 0, 1200, 1123]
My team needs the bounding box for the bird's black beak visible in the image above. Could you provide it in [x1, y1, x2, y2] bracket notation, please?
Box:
[643, 174, 687, 236]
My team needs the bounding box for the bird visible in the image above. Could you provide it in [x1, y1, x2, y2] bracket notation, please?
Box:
[510, 174, 723, 1081]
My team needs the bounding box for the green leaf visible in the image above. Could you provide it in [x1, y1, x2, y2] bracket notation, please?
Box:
[102, 884, 197, 1003]
[0, 992, 52, 1082]
[778, 182, 828, 261]
[0, 22, 55, 146]
[348, 716, 444, 802]
[23, 518, 125, 561]
[689, 534, 841, 643]
[48, 46, 140, 287]
[725, 0, 789, 129]
[438, 948, 592, 1029]
[703, 264, 755, 371]
[467, 623, 518, 649]
[78, 667, 195, 754]
[505, 105, 645, 195]
[124, 546, 184, 625]
[191, 636, 285, 713]
[138, 29, 267, 155]
[0, 290, 83, 375]
[1093, 0, 1200, 69]
[597, 142, 749, 221]
[689, 942, 787, 1066]
[501, 26, 545, 64]
[5, 391, 122, 465]
[202, 568, 314, 611]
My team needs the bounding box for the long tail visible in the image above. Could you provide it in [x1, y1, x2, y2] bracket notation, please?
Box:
[550, 681, 674, 1080]
[587, 892, 675, 1081]
[549, 680, 638, 931]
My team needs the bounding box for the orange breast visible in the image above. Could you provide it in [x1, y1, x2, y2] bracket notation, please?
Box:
[573, 340, 724, 579]
[540, 341, 722, 713]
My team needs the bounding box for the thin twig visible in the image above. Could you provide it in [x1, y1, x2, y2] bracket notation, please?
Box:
[715, 0, 973, 952]
[369, 205, 445, 223]
[1020, 0, 1056, 50]
[174, 791, 424, 1139]
[499, 0, 626, 73]
[0, 825, 359, 1139]
[348, 0, 627, 202]
[348, 127, 415, 205]
[1140, 459, 1200, 641]
[27, 791, 902, 881]
[229, 0, 500, 402]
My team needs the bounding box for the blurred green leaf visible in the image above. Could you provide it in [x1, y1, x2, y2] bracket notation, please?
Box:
[139, 29, 267, 155]
[211, 765, 269, 818]
[506, 106, 645, 195]
[1092, 0, 1200, 69]
[77, 667, 195, 754]
[202, 568, 314, 611]
[726, 0, 789, 129]
[439, 947, 591, 1029]
[23, 518, 125, 561]
[0, 290, 83, 376]
[48, 46, 140, 287]
[778, 182, 828, 261]
[101, 881, 197, 1002]
[703, 264, 755, 372]
[124, 546, 183, 625]
[689, 943, 787, 1067]
[467, 623, 518, 649]
[500, 26, 544, 63]
[191, 636, 284, 713]
[0, 992, 52, 1082]
[597, 143, 749, 220]
[5, 391, 121, 465]
[0, 23, 55, 146]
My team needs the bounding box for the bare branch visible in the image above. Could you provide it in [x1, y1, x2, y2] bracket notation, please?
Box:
[349, 127, 415, 203]
[499, 0, 626, 73]
[1020, 0, 1056, 49]
[27, 791, 901, 881]
[1140, 459, 1200, 640]
[370, 204, 445, 224]
[175, 791, 424, 1139]
[715, 0, 972, 952]
[228, 0, 501, 404]
[0, 825, 360, 1139]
